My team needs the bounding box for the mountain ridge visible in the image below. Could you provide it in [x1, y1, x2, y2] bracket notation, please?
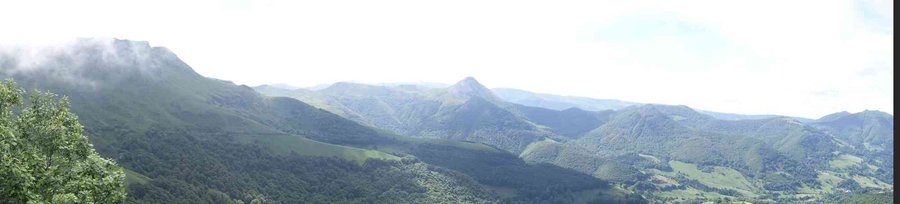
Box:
[262, 77, 894, 201]
[0, 38, 643, 203]
[42, 37, 882, 203]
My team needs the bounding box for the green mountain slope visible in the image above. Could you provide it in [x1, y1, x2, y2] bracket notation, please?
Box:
[0, 38, 641, 203]
[520, 104, 892, 202]
[260, 77, 892, 202]
[259, 77, 555, 153]
[811, 110, 894, 184]
[0, 39, 499, 203]
[813, 110, 894, 150]
[513, 105, 613, 139]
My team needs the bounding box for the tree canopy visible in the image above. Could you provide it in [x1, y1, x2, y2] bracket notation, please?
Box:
[0, 80, 126, 203]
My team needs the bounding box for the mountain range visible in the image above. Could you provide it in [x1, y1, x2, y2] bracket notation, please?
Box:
[0, 39, 642, 203]
[256, 73, 893, 202]
[0, 38, 891, 203]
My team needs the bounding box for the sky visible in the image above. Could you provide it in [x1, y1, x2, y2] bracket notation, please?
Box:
[0, 0, 893, 119]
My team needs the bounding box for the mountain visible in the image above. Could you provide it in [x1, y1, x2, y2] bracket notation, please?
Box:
[0, 39, 640, 203]
[492, 88, 638, 111]
[493, 88, 820, 122]
[306, 83, 332, 91]
[259, 77, 893, 202]
[811, 110, 894, 185]
[259, 77, 555, 153]
[252, 84, 370, 124]
[813, 110, 894, 149]
[447, 77, 504, 103]
[698, 110, 817, 123]
[0, 39, 468, 203]
[267, 83, 300, 90]
[380, 81, 451, 89]
[513, 105, 614, 139]
[817, 111, 853, 123]
[519, 104, 892, 201]
[697, 110, 783, 121]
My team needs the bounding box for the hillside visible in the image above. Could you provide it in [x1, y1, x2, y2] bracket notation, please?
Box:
[813, 110, 894, 150]
[811, 110, 895, 185]
[0, 39, 484, 203]
[0, 38, 640, 203]
[520, 104, 893, 201]
[258, 77, 556, 153]
[260, 77, 893, 202]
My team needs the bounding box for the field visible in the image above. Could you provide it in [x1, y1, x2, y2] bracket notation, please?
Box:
[245, 134, 401, 164]
[123, 168, 151, 185]
[520, 138, 561, 157]
[573, 185, 639, 204]
[815, 171, 845, 192]
[646, 160, 761, 199]
[852, 175, 892, 189]
[654, 187, 730, 200]
[829, 154, 864, 169]
[638, 153, 662, 163]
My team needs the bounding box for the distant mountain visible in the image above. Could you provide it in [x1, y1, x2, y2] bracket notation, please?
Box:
[253, 84, 371, 125]
[0, 39, 640, 203]
[260, 77, 656, 153]
[493, 88, 638, 111]
[380, 81, 451, 88]
[259, 77, 895, 202]
[810, 110, 895, 192]
[306, 83, 332, 91]
[306, 81, 450, 91]
[259, 74, 894, 201]
[267, 83, 300, 90]
[260, 78, 894, 201]
[520, 104, 892, 200]
[810, 109, 894, 184]
[494, 88, 819, 122]
[447, 77, 504, 102]
[259, 82, 611, 141]
[813, 110, 894, 150]
[698, 110, 785, 121]
[513, 105, 614, 139]
[259, 77, 554, 153]
[817, 111, 853, 123]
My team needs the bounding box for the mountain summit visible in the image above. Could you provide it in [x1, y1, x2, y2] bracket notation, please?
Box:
[447, 77, 502, 103]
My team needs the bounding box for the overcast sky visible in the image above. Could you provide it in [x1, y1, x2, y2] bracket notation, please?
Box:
[0, 0, 893, 118]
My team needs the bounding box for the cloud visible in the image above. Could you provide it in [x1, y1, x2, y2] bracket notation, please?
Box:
[0, 38, 173, 90]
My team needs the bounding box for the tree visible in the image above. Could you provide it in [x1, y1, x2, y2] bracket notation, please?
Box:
[0, 80, 126, 203]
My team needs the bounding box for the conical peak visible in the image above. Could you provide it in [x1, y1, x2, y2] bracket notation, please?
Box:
[461, 76, 478, 82]
[445, 77, 505, 104]
[450, 77, 490, 95]
[454, 77, 482, 87]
